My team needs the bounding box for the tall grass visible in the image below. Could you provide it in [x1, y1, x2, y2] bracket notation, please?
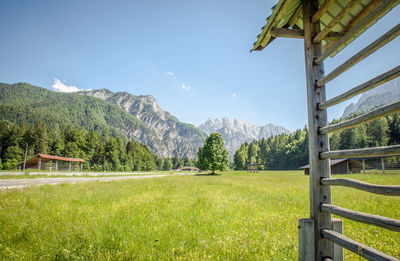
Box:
[0, 171, 399, 260]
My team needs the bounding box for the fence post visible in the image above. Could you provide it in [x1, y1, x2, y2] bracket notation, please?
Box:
[332, 218, 344, 261]
[299, 218, 315, 261]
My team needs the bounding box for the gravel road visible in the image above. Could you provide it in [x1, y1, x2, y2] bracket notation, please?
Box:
[0, 175, 166, 190]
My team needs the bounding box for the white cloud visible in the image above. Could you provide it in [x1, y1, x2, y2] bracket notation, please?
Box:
[181, 83, 191, 91]
[52, 78, 82, 92]
[163, 71, 175, 77]
[232, 93, 237, 97]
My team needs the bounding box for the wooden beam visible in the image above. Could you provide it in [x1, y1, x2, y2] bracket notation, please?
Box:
[321, 0, 386, 54]
[312, 0, 336, 23]
[317, 23, 400, 85]
[322, 229, 399, 261]
[321, 204, 400, 232]
[271, 28, 304, 38]
[319, 66, 400, 110]
[303, 0, 333, 259]
[319, 100, 400, 135]
[313, 0, 361, 43]
[321, 178, 400, 196]
[320, 145, 400, 160]
[316, 0, 396, 64]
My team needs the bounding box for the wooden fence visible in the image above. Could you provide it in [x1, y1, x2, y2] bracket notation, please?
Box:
[299, 2, 400, 259]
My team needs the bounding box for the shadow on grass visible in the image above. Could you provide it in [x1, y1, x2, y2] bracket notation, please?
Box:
[194, 173, 221, 176]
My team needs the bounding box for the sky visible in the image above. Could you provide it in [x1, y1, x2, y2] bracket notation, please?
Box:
[0, 0, 399, 131]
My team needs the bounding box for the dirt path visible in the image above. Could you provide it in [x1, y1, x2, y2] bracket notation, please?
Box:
[0, 175, 166, 190]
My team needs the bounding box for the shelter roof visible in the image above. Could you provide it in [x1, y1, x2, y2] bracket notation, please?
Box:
[299, 158, 348, 169]
[251, 0, 399, 57]
[23, 154, 85, 166]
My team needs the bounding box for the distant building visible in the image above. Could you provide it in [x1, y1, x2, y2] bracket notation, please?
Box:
[20, 154, 85, 171]
[300, 156, 400, 175]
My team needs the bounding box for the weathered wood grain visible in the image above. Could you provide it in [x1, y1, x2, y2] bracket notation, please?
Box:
[322, 229, 399, 261]
[321, 204, 400, 232]
[321, 178, 400, 196]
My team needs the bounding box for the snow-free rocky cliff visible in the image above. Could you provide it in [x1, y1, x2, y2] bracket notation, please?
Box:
[81, 89, 207, 158]
[198, 117, 290, 156]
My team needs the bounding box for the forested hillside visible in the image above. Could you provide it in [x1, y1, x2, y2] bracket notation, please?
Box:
[0, 82, 200, 157]
[0, 121, 195, 171]
[234, 113, 400, 170]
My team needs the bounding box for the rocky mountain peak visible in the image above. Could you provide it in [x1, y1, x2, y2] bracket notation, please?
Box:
[198, 117, 290, 156]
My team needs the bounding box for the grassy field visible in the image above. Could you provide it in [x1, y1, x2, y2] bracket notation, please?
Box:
[0, 171, 399, 260]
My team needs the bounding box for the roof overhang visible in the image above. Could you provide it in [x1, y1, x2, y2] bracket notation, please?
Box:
[252, 0, 400, 58]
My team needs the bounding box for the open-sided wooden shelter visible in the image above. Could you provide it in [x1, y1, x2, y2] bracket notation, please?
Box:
[21, 154, 85, 171]
[252, 0, 400, 260]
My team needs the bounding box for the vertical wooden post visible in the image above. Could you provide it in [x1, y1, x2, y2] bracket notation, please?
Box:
[69, 162, 72, 171]
[38, 157, 42, 170]
[332, 218, 344, 261]
[381, 158, 385, 174]
[303, 0, 333, 259]
[56, 160, 58, 171]
[362, 159, 365, 173]
[299, 218, 315, 261]
[23, 143, 28, 171]
[346, 161, 350, 174]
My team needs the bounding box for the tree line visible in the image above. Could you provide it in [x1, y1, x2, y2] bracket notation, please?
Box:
[0, 120, 195, 171]
[234, 113, 400, 170]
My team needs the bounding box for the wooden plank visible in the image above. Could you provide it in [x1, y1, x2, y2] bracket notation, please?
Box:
[289, 4, 302, 28]
[319, 100, 400, 134]
[320, 145, 400, 160]
[316, 0, 395, 64]
[303, 0, 333, 259]
[319, 66, 400, 110]
[321, 204, 400, 232]
[270, 28, 304, 38]
[317, 23, 400, 85]
[332, 218, 344, 261]
[321, 178, 400, 196]
[313, 0, 361, 43]
[322, 229, 399, 261]
[299, 218, 315, 261]
[312, 0, 336, 23]
[321, 0, 394, 54]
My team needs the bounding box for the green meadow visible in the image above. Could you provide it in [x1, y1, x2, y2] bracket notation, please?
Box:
[0, 171, 399, 260]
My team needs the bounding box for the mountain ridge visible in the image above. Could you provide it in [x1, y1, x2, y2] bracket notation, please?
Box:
[198, 117, 290, 156]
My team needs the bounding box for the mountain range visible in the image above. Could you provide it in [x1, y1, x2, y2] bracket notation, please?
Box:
[0, 82, 291, 159]
[342, 78, 399, 118]
[198, 117, 290, 156]
[1, 79, 397, 159]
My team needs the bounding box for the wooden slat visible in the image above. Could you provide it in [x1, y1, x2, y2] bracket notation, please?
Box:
[322, 0, 382, 53]
[319, 100, 400, 134]
[271, 28, 304, 38]
[319, 66, 400, 109]
[321, 204, 400, 232]
[322, 229, 399, 261]
[313, 0, 361, 43]
[321, 178, 400, 196]
[289, 5, 302, 28]
[320, 145, 400, 160]
[316, 0, 395, 64]
[312, 0, 336, 23]
[317, 23, 400, 85]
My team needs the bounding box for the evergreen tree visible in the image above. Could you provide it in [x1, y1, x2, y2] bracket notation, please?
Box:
[197, 133, 228, 174]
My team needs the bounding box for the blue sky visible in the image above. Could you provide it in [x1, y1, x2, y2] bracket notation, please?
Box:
[0, 0, 399, 131]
